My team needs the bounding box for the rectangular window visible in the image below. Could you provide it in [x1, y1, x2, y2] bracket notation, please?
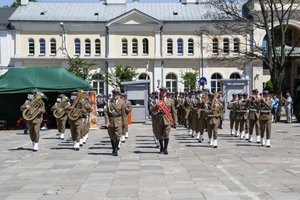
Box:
[95, 41, 101, 55]
[29, 44, 34, 55]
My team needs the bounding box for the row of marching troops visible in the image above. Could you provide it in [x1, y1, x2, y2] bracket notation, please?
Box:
[149, 88, 273, 149]
[149, 87, 223, 150]
[20, 89, 132, 155]
[20, 90, 92, 151]
[227, 89, 273, 147]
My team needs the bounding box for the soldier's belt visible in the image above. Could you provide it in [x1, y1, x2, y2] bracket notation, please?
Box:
[239, 110, 249, 113]
[207, 115, 217, 117]
[200, 109, 206, 111]
[260, 110, 271, 113]
[227, 109, 233, 111]
[249, 109, 257, 112]
[109, 113, 122, 117]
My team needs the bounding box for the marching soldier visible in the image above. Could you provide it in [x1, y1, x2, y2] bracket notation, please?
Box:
[206, 93, 222, 148]
[238, 93, 249, 139]
[217, 91, 226, 129]
[227, 93, 237, 135]
[67, 91, 84, 151]
[120, 93, 132, 143]
[150, 87, 178, 154]
[81, 94, 92, 145]
[233, 93, 243, 137]
[51, 94, 70, 140]
[20, 90, 46, 151]
[104, 89, 126, 156]
[197, 92, 208, 143]
[150, 92, 160, 148]
[259, 90, 272, 147]
[247, 89, 261, 143]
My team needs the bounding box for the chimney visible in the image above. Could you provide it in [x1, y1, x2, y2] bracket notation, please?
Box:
[21, 0, 29, 6]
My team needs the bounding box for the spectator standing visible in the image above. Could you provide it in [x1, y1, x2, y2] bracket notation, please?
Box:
[283, 92, 293, 123]
[271, 94, 279, 123]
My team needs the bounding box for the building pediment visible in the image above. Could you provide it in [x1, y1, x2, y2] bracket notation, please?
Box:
[106, 9, 162, 26]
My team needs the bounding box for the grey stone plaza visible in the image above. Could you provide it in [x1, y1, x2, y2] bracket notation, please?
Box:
[0, 119, 300, 200]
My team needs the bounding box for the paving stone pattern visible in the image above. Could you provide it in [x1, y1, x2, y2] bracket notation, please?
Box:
[0, 119, 300, 200]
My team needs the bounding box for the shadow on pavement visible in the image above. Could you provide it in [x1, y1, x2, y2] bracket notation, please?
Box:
[89, 146, 112, 150]
[8, 147, 33, 151]
[133, 150, 159, 154]
[186, 144, 211, 148]
[50, 147, 74, 150]
[88, 152, 112, 156]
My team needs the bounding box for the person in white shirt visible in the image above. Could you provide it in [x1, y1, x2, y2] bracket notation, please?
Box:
[283, 92, 293, 123]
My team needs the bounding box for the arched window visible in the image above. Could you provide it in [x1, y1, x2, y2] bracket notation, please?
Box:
[74, 38, 81, 55]
[39, 38, 45, 55]
[138, 73, 150, 80]
[166, 73, 178, 92]
[212, 38, 218, 54]
[85, 39, 91, 55]
[211, 73, 222, 93]
[122, 38, 128, 55]
[230, 73, 241, 79]
[234, 38, 240, 54]
[50, 38, 56, 55]
[167, 38, 173, 55]
[132, 38, 138, 55]
[223, 38, 229, 54]
[95, 39, 101, 55]
[188, 38, 194, 55]
[142, 38, 149, 55]
[28, 38, 35, 55]
[177, 38, 183, 55]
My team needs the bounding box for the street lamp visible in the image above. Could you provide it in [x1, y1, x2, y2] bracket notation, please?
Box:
[59, 22, 68, 55]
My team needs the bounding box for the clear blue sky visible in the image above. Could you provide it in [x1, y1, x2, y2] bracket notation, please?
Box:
[1, 0, 179, 7]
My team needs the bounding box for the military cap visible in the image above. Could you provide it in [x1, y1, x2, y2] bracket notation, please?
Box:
[252, 89, 258, 93]
[238, 93, 243, 96]
[232, 93, 237, 96]
[112, 89, 121, 95]
[243, 93, 248, 97]
[207, 93, 213, 97]
[159, 87, 168, 92]
[262, 90, 269, 95]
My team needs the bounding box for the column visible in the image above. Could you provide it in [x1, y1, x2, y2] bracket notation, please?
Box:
[154, 29, 162, 58]
[154, 60, 163, 90]
[15, 30, 21, 57]
[107, 60, 116, 93]
[107, 28, 115, 59]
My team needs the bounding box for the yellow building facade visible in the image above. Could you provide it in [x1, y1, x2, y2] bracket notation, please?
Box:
[9, 0, 265, 95]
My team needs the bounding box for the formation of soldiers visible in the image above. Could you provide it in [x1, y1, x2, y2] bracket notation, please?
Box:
[149, 88, 273, 148]
[21, 90, 93, 152]
[20, 87, 272, 154]
[21, 89, 132, 155]
[227, 89, 273, 147]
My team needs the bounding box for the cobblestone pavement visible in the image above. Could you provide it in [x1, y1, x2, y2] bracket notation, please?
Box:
[0, 119, 300, 200]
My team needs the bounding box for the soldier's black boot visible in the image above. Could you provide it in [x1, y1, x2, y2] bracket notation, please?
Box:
[159, 139, 164, 154]
[163, 138, 169, 155]
[111, 140, 115, 156]
[219, 121, 223, 129]
[114, 140, 119, 156]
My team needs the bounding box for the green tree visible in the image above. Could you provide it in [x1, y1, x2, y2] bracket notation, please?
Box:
[11, 0, 36, 8]
[105, 64, 138, 92]
[180, 70, 198, 91]
[67, 55, 95, 82]
[265, 80, 273, 93]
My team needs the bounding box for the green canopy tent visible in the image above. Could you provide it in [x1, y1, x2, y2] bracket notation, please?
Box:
[0, 67, 93, 128]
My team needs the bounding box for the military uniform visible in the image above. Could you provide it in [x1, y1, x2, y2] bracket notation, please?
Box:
[51, 94, 70, 140]
[227, 94, 237, 135]
[233, 94, 242, 137]
[246, 90, 260, 143]
[259, 91, 272, 147]
[121, 94, 132, 142]
[68, 91, 86, 151]
[151, 87, 178, 154]
[238, 94, 249, 139]
[206, 93, 222, 148]
[197, 97, 208, 143]
[218, 92, 226, 129]
[81, 97, 92, 145]
[150, 95, 160, 147]
[20, 91, 46, 151]
[104, 90, 126, 156]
